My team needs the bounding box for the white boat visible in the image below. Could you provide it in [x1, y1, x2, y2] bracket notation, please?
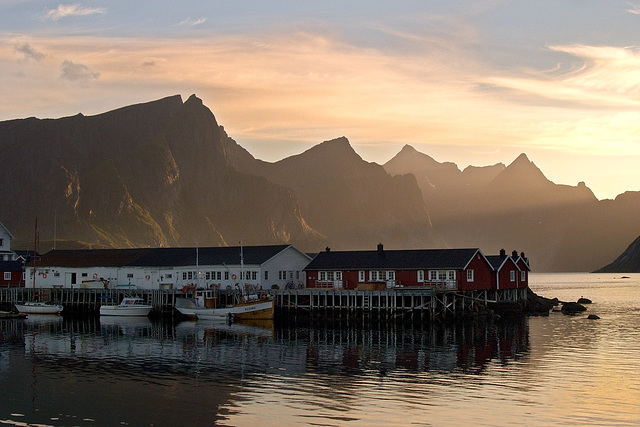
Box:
[15, 301, 64, 315]
[100, 297, 153, 317]
[175, 294, 274, 321]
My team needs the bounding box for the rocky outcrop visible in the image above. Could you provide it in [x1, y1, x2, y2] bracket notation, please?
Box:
[594, 235, 640, 273]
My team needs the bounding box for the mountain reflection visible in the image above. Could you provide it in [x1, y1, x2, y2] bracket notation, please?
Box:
[3, 317, 530, 378]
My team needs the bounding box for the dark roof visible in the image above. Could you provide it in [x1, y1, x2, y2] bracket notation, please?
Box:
[35, 245, 294, 268]
[37, 249, 154, 267]
[304, 248, 482, 271]
[127, 245, 293, 267]
[486, 255, 518, 271]
[0, 260, 24, 272]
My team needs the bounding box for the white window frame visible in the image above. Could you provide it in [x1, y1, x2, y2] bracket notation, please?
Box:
[3, 272, 10, 281]
[510, 270, 516, 282]
[521, 271, 526, 281]
[359, 271, 365, 282]
[388, 271, 395, 281]
[467, 269, 474, 282]
[417, 270, 424, 282]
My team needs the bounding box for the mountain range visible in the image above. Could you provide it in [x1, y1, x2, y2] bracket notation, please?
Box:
[1, 94, 639, 272]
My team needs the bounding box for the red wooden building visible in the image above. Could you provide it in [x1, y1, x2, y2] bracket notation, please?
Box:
[487, 249, 530, 289]
[304, 244, 495, 291]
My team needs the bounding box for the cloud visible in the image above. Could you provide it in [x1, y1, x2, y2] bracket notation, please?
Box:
[627, 3, 640, 15]
[179, 17, 207, 27]
[14, 42, 45, 61]
[60, 60, 99, 81]
[46, 4, 106, 21]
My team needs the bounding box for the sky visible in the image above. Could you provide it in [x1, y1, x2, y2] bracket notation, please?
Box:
[1, 1, 640, 200]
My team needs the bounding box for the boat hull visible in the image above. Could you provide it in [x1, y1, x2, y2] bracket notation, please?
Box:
[100, 306, 153, 317]
[196, 300, 274, 320]
[15, 302, 63, 315]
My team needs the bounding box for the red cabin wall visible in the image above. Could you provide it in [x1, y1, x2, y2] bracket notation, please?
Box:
[516, 260, 529, 288]
[460, 254, 492, 291]
[498, 266, 518, 290]
[0, 270, 23, 287]
[396, 270, 419, 287]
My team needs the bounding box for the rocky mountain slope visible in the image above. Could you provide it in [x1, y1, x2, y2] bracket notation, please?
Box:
[0, 95, 321, 249]
[2, 94, 639, 271]
[384, 146, 640, 271]
[594, 235, 640, 273]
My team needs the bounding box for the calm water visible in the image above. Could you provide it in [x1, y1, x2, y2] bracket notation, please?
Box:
[1, 273, 638, 426]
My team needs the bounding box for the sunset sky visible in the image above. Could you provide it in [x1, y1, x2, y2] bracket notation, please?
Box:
[2, 1, 640, 200]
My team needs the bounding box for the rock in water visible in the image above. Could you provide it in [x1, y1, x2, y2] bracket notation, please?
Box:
[577, 297, 592, 304]
[587, 314, 600, 320]
[561, 302, 587, 314]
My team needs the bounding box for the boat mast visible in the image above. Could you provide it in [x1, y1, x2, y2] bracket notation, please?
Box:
[240, 239, 244, 294]
[32, 217, 37, 291]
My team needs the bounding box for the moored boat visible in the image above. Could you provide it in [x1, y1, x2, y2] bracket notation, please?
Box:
[197, 299, 274, 321]
[175, 293, 274, 321]
[15, 301, 63, 315]
[100, 297, 153, 317]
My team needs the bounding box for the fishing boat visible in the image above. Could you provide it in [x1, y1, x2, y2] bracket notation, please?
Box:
[15, 301, 63, 315]
[176, 293, 274, 321]
[100, 297, 153, 317]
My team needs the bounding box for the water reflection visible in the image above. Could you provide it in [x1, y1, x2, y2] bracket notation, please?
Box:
[0, 316, 529, 426]
[2, 317, 530, 376]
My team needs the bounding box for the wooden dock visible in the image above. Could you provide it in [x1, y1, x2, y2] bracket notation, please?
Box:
[0, 287, 528, 320]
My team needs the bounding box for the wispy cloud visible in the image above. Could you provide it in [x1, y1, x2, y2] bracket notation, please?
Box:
[60, 60, 99, 81]
[627, 3, 640, 15]
[14, 42, 44, 61]
[46, 4, 106, 21]
[179, 17, 207, 27]
[488, 44, 640, 108]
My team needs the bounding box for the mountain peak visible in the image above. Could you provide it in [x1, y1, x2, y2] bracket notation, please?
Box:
[185, 94, 203, 106]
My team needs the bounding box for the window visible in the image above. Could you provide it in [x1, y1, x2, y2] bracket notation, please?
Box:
[128, 273, 134, 278]
[54, 272, 60, 277]
[182, 272, 187, 280]
[265, 271, 269, 280]
[467, 269, 474, 282]
[438, 271, 447, 281]
[418, 270, 424, 282]
[296, 271, 300, 280]
[225, 271, 229, 280]
[3, 272, 10, 281]
[205, 272, 211, 280]
[388, 271, 395, 281]
[521, 271, 526, 281]
[428, 270, 437, 281]
[0, 238, 3, 246]
[252, 271, 257, 281]
[335, 271, 342, 281]
[81, 273, 87, 277]
[510, 271, 516, 282]
[166, 274, 173, 279]
[289, 271, 294, 279]
[359, 271, 365, 282]
[279, 271, 286, 280]
[447, 271, 455, 281]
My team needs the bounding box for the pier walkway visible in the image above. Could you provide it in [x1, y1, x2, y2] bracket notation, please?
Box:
[0, 287, 528, 319]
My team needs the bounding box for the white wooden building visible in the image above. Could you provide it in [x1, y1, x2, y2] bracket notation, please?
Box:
[0, 220, 16, 261]
[26, 245, 312, 291]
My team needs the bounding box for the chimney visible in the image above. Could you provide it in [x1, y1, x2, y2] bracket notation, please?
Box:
[325, 247, 331, 252]
[520, 252, 525, 259]
[377, 243, 384, 254]
[500, 249, 506, 258]
[512, 250, 518, 258]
